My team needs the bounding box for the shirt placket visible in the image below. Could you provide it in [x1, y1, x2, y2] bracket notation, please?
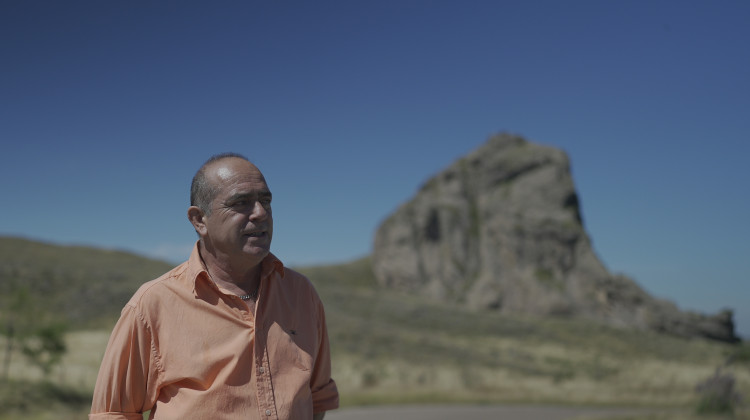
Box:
[254, 280, 278, 420]
[255, 344, 276, 419]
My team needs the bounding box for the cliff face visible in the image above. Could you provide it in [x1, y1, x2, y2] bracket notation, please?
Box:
[372, 133, 738, 342]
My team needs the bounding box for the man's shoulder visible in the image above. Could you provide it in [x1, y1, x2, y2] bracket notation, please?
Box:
[126, 261, 191, 308]
[275, 265, 325, 301]
[278, 266, 317, 289]
[279, 266, 308, 282]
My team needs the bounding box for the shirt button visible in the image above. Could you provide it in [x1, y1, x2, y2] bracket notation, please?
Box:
[265, 409, 272, 416]
[259, 366, 265, 374]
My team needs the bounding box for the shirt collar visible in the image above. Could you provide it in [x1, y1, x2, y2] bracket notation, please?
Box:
[187, 241, 285, 294]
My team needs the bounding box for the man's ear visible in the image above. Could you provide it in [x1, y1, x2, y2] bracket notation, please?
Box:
[187, 206, 208, 236]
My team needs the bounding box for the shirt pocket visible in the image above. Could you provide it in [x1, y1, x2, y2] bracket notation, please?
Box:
[286, 328, 313, 372]
[269, 323, 313, 373]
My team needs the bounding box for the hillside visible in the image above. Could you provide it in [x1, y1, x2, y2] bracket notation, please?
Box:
[303, 257, 749, 408]
[1, 236, 748, 418]
[0, 236, 174, 328]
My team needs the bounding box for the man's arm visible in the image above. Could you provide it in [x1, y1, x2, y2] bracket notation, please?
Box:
[90, 305, 158, 419]
[313, 413, 325, 420]
[309, 290, 339, 414]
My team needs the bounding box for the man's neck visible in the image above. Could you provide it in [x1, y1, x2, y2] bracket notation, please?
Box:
[198, 242, 263, 295]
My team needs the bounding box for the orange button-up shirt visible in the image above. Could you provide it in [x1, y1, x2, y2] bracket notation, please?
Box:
[90, 244, 338, 420]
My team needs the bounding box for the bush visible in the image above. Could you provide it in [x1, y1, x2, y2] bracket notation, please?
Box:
[695, 368, 741, 415]
[729, 342, 750, 365]
[21, 323, 68, 378]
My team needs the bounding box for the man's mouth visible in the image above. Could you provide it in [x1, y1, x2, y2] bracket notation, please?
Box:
[245, 231, 266, 238]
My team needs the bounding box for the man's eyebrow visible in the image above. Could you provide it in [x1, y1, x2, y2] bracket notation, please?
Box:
[227, 191, 272, 202]
[257, 190, 272, 200]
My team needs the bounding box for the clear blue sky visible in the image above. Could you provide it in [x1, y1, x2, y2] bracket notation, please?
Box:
[1, 1, 748, 337]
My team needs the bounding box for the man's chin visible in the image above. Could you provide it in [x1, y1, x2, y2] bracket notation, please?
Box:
[242, 245, 271, 259]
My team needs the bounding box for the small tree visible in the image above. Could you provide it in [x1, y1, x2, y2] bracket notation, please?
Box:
[21, 323, 68, 378]
[1, 284, 33, 381]
[1, 278, 68, 382]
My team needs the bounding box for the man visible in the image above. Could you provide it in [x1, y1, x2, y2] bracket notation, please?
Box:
[90, 154, 339, 420]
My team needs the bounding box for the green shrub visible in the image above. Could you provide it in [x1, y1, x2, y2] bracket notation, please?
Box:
[695, 369, 741, 415]
[21, 323, 68, 378]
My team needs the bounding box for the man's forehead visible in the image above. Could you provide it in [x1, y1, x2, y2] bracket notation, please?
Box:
[208, 159, 265, 182]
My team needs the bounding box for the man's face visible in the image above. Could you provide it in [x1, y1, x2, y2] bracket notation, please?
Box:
[201, 158, 273, 266]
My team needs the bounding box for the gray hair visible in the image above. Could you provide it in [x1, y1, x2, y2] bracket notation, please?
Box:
[190, 152, 250, 215]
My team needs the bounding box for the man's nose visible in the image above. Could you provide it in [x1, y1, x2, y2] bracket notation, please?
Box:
[249, 201, 269, 220]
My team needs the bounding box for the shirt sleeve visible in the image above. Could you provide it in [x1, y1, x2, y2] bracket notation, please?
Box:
[90, 304, 162, 420]
[310, 297, 339, 414]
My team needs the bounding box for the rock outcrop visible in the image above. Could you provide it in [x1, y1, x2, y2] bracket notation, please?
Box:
[372, 133, 738, 342]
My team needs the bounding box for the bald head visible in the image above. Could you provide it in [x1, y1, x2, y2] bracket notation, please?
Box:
[187, 153, 273, 271]
[190, 153, 254, 216]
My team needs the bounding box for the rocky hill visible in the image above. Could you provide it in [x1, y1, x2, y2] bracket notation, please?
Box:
[372, 133, 738, 342]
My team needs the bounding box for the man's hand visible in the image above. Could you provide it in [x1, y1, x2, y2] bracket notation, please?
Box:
[313, 413, 325, 420]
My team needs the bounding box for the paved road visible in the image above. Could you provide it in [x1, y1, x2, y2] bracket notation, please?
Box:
[325, 405, 650, 420]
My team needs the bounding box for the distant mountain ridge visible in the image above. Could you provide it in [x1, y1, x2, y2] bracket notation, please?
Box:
[372, 133, 738, 343]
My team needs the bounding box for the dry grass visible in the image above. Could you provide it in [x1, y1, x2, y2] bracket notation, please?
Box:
[303, 258, 750, 410]
[0, 331, 109, 420]
[3, 318, 749, 419]
[2, 330, 109, 391]
[330, 333, 750, 408]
